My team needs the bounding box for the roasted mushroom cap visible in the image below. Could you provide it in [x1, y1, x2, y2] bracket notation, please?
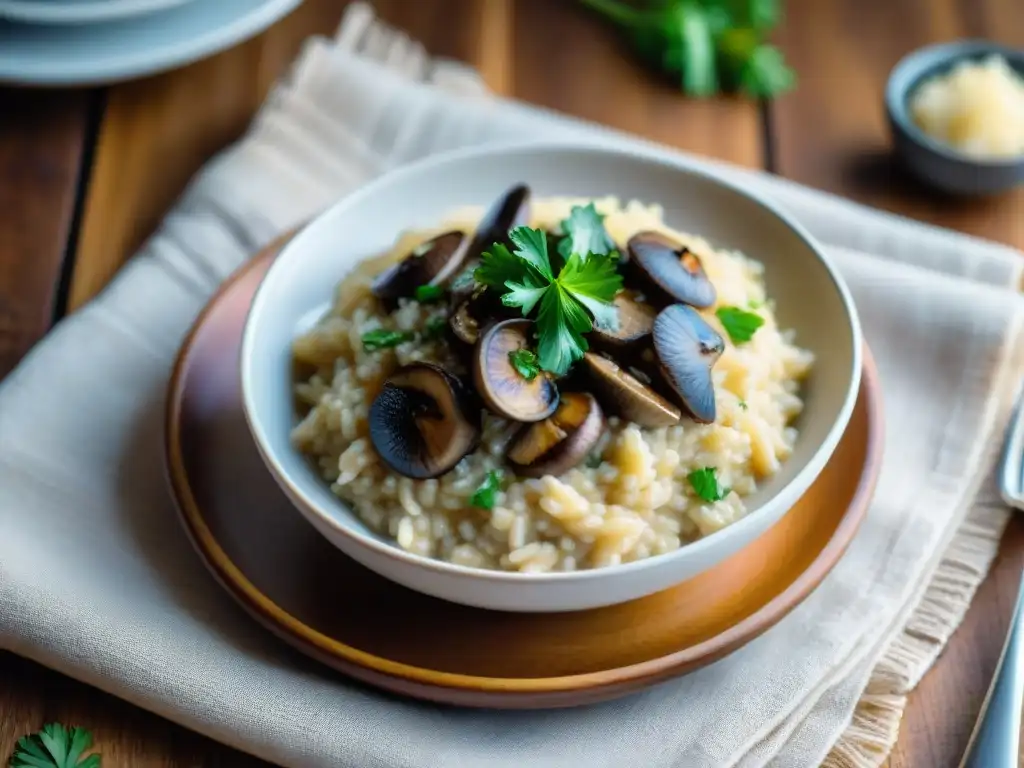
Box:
[626, 231, 717, 309]
[582, 352, 681, 428]
[507, 393, 605, 477]
[369, 363, 480, 479]
[466, 184, 531, 259]
[371, 230, 470, 303]
[589, 291, 657, 351]
[474, 319, 559, 422]
[653, 304, 724, 424]
[450, 286, 516, 346]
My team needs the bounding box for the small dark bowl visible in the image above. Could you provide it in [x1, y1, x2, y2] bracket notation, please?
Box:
[885, 40, 1024, 196]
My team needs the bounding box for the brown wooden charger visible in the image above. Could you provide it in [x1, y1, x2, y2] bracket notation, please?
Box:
[164, 234, 884, 709]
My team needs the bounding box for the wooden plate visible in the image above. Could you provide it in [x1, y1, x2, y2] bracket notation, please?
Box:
[165, 236, 884, 709]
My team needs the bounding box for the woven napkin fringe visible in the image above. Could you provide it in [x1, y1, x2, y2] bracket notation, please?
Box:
[325, 5, 1024, 768]
[822, 318, 1024, 768]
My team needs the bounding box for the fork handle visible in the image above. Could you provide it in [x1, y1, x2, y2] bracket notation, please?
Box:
[960, 569, 1024, 768]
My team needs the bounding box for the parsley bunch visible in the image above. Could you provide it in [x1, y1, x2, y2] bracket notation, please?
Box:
[9, 723, 100, 768]
[580, 0, 795, 98]
[475, 204, 623, 375]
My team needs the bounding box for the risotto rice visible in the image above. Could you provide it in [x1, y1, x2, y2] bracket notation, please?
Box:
[290, 197, 814, 572]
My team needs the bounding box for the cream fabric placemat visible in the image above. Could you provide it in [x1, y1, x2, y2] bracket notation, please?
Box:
[3, 5, 1024, 767]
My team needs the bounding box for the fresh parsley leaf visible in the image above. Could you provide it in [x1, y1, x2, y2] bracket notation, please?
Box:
[414, 284, 445, 303]
[475, 226, 622, 376]
[508, 226, 554, 281]
[537, 284, 591, 375]
[502, 273, 550, 316]
[10, 723, 100, 768]
[560, 203, 615, 258]
[558, 252, 623, 331]
[423, 316, 448, 340]
[509, 348, 541, 381]
[687, 467, 731, 503]
[716, 306, 764, 344]
[738, 399, 748, 410]
[362, 329, 414, 351]
[469, 470, 503, 510]
[475, 243, 527, 291]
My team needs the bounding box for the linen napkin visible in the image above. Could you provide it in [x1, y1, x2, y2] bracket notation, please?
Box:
[2, 5, 1024, 767]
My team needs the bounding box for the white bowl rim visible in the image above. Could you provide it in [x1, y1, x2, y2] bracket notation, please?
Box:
[240, 137, 864, 585]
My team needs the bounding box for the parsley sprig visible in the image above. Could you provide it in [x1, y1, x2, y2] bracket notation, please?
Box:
[470, 470, 503, 510]
[580, 0, 795, 99]
[475, 205, 623, 375]
[716, 306, 764, 344]
[508, 348, 541, 381]
[9, 723, 100, 768]
[688, 467, 731, 503]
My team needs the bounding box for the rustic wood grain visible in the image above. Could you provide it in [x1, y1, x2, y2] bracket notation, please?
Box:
[0, 653, 274, 767]
[0, 88, 91, 376]
[771, 1, 1024, 766]
[66, 0, 484, 312]
[772, 0, 1024, 244]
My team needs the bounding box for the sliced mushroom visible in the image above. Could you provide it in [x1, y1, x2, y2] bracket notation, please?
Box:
[582, 352, 681, 428]
[450, 286, 516, 346]
[507, 393, 605, 477]
[369, 363, 480, 479]
[447, 186, 532, 309]
[474, 319, 559, 423]
[625, 231, 717, 309]
[371, 230, 470, 304]
[653, 304, 724, 424]
[466, 184, 531, 259]
[589, 291, 657, 351]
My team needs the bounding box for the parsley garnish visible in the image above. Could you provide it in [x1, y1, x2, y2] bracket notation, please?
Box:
[475, 217, 623, 375]
[716, 306, 764, 344]
[9, 723, 100, 768]
[738, 400, 748, 410]
[508, 348, 541, 381]
[580, 0, 795, 99]
[558, 203, 614, 260]
[469, 470, 503, 510]
[423, 316, 448, 340]
[414, 284, 445, 303]
[688, 467, 731, 503]
[361, 329, 414, 351]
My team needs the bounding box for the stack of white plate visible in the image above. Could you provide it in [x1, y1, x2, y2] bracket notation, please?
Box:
[0, 0, 304, 85]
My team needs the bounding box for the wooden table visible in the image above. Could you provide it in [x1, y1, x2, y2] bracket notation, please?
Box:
[1, 0, 1022, 765]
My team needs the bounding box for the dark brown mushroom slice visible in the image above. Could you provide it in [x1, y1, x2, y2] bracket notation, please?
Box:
[589, 291, 657, 351]
[465, 184, 531, 260]
[506, 393, 605, 477]
[474, 319, 559, 423]
[371, 230, 470, 304]
[449, 286, 517, 346]
[581, 352, 681, 428]
[625, 231, 717, 309]
[369, 363, 480, 479]
[653, 304, 724, 424]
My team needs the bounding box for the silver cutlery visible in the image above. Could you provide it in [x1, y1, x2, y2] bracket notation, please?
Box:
[960, 396, 1024, 768]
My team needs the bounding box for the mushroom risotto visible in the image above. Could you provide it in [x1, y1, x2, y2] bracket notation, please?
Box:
[291, 187, 814, 573]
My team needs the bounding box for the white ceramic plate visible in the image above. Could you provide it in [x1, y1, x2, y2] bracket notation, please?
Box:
[0, 0, 194, 25]
[240, 140, 863, 613]
[0, 0, 303, 85]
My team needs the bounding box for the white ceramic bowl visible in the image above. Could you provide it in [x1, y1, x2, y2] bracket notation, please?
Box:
[241, 141, 862, 613]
